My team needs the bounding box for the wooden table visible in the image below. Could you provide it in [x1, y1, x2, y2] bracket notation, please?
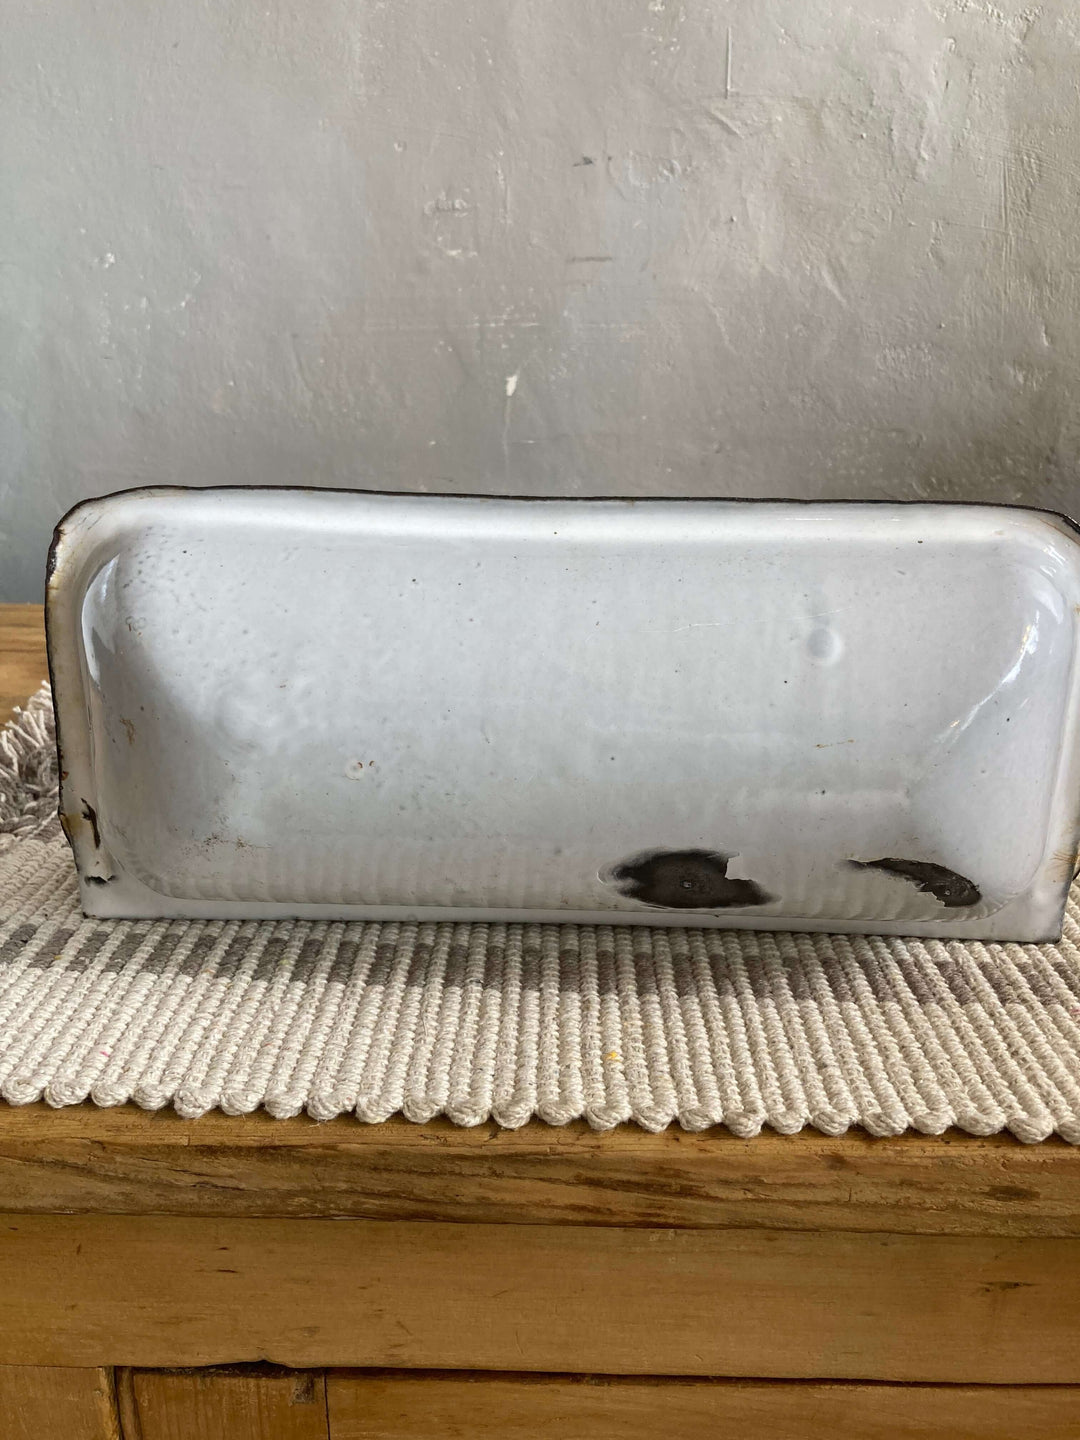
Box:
[2, 604, 1078, 1439]
[0, 605, 51, 728]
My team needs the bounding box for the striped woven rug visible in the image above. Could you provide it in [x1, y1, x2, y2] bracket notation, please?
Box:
[3, 687, 1080, 1141]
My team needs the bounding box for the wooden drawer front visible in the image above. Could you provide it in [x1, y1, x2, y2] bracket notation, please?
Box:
[3, 1214, 1080, 1382]
[124, 1366, 327, 1440]
[0, 1366, 117, 1440]
[9, 1365, 1072, 1440]
[326, 1372, 1080, 1440]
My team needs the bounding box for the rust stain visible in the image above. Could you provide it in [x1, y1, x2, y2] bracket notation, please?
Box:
[1047, 846, 1080, 885]
[120, 717, 136, 746]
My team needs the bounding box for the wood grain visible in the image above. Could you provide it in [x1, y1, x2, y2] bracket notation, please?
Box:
[129, 1366, 328, 1440]
[113, 1368, 144, 1440]
[327, 1372, 1080, 1440]
[0, 604, 47, 725]
[0, 1365, 119, 1440]
[0, 1101, 1075, 1237]
[1, 1212, 1078, 1381]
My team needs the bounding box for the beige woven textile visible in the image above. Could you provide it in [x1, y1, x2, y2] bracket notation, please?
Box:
[3, 688, 1080, 1141]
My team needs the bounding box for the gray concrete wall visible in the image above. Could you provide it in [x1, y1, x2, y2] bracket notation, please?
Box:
[3, 1, 1079, 599]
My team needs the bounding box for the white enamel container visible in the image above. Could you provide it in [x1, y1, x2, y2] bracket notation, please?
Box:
[47, 488, 1080, 940]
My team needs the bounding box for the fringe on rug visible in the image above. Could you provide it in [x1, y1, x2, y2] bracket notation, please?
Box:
[0, 685, 59, 850]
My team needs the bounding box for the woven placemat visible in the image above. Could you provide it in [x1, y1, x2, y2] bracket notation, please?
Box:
[3, 688, 1080, 1140]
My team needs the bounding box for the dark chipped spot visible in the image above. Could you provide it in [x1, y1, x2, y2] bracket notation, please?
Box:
[292, 1374, 317, 1405]
[852, 858, 980, 908]
[574, 155, 595, 166]
[984, 1185, 1038, 1202]
[45, 525, 64, 585]
[81, 800, 101, 849]
[608, 849, 772, 909]
[83, 875, 112, 886]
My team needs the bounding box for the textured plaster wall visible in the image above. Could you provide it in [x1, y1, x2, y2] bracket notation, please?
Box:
[3, 1, 1080, 597]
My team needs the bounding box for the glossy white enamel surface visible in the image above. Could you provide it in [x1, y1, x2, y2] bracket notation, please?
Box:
[47, 489, 1080, 939]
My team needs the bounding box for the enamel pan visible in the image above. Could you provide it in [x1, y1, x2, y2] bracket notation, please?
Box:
[46, 488, 1080, 940]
